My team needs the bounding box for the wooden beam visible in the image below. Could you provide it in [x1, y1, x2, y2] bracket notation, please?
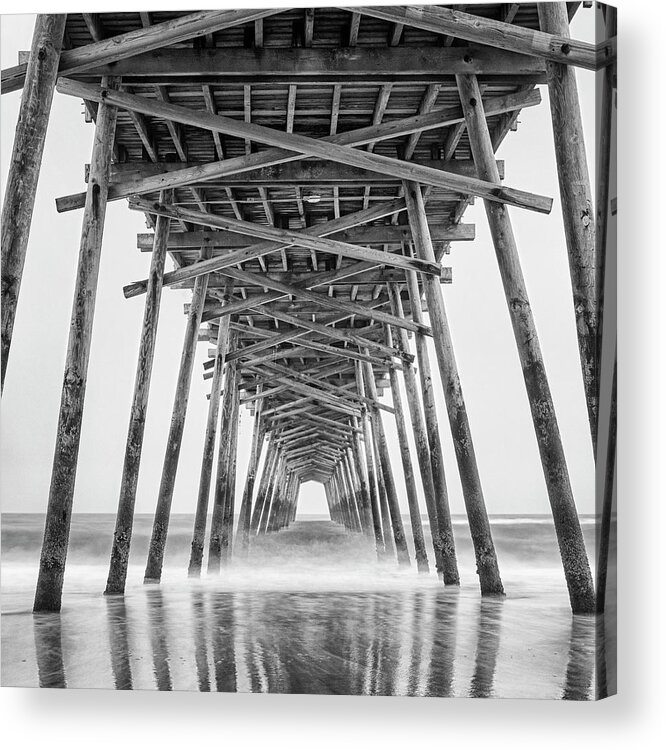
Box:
[56, 80, 551, 215]
[55, 45, 548, 83]
[128, 197, 443, 280]
[1, 15, 66, 391]
[56, 87, 540, 212]
[457, 74, 595, 613]
[346, 5, 613, 71]
[2, 8, 286, 94]
[33, 76, 119, 613]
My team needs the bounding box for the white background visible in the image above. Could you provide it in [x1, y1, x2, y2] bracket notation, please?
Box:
[1, 1, 664, 748]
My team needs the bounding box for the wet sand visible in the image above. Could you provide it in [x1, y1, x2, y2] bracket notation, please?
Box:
[2, 519, 600, 698]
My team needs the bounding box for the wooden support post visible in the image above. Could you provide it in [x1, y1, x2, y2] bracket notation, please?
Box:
[220, 362, 240, 561]
[268, 462, 288, 532]
[257, 448, 274, 534]
[538, 2, 598, 451]
[207, 347, 238, 572]
[351, 415, 382, 552]
[346, 446, 370, 536]
[385, 329, 429, 573]
[404, 268, 459, 585]
[105, 190, 173, 595]
[341, 455, 361, 532]
[456, 74, 595, 613]
[1, 15, 66, 391]
[362, 359, 410, 565]
[370, 408, 395, 559]
[387, 284, 447, 577]
[235, 389, 264, 556]
[33, 76, 119, 613]
[250, 439, 276, 533]
[188, 280, 234, 577]
[143, 249, 211, 583]
[403, 177, 504, 597]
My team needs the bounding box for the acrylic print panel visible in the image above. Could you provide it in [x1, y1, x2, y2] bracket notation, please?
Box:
[0, 3, 616, 699]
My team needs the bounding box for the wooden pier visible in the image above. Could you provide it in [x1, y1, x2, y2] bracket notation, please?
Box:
[0, 4, 616, 615]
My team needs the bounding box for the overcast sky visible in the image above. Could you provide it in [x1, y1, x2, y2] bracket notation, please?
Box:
[0, 2, 597, 518]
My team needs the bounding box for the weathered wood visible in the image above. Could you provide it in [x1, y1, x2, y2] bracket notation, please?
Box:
[257, 447, 280, 534]
[56, 80, 551, 214]
[143, 249, 211, 584]
[235, 394, 264, 556]
[385, 330, 429, 573]
[105, 190, 173, 595]
[122, 158, 499, 191]
[126, 198, 408, 298]
[2, 9, 285, 94]
[388, 283, 450, 578]
[362, 358, 410, 565]
[220, 352, 241, 562]
[187, 278, 234, 577]
[405, 267, 459, 585]
[56, 87, 540, 212]
[355, 362, 385, 556]
[457, 74, 595, 613]
[70, 45, 548, 82]
[129, 198, 443, 280]
[207, 356, 237, 571]
[538, 2, 598, 451]
[1, 15, 66, 391]
[349, 417, 375, 541]
[33, 76, 119, 613]
[403, 178, 504, 597]
[347, 5, 612, 71]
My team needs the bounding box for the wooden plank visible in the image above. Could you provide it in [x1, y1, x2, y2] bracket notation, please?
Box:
[56, 87, 540, 212]
[1, 15, 66, 391]
[56, 80, 551, 214]
[347, 5, 613, 71]
[33, 76, 119, 613]
[2, 8, 286, 94]
[57, 45, 548, 82]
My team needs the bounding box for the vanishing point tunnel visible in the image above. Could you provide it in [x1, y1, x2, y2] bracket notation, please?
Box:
[0, 5, 616, 616]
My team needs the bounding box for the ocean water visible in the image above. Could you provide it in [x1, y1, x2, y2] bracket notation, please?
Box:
[1, 513, 610, 699]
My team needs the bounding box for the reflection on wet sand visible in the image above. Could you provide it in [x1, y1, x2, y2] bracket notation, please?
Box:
[33, 613, 66, 689]
[562, 615, 595, 701]
[26, 583, 598, 698]
[105, 596, 133, 690]
[469, 598, 503, 698]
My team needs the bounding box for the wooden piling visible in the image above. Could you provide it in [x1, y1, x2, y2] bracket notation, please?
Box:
[362, 359, 410, 565]
[456, 73, 595, 613]
[105, 190, 173, 595]
[143, 249, 211, 583]
[33, 76, 119, 613]
[258, 449, 280, 534]
[403, 178, 504, 597]
[370, 408, 395, 559]
[207, 348, 238, 573]
[385, 328, 429, 573]
[188, 278, 234, 577]
[388, 283, 448, 577]
[220, 359, 241, 561]
[537, 2, 598, 451]
[404, 268, 459, 585]
[250, 439, 277, 533]
[1, 15, 66, 391]
[235, 390, 264, 556]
